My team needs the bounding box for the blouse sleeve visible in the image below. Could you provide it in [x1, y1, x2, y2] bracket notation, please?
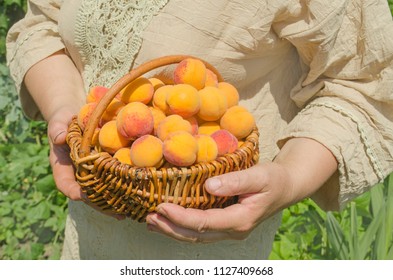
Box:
[273, 0, 393, 210]
[6, 0, 65, 120]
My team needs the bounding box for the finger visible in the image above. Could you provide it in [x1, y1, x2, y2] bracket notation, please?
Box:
[205, 164, 268, 197]
[149, 203, 255, 236]
[48, 119, 69, 145]
[146, 212, 236, 243]
[52, 157, 83, 201]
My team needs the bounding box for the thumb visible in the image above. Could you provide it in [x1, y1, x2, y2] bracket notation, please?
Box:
[48, 111, 75, 145]
[205, 164, 266, 197]
[48, 120, 69, 145]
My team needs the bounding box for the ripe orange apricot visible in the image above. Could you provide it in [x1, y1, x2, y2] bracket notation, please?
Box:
[185, 116, 199, 135]
[116, 102, 154, 140]
[204, 69, 218, 87]
[198, 121, 221, 135]
[99, 98, 125, 126]
[173, 58, 207, 90]
[86, 86, 108, 103]
[98, 120, 131, 154]
[152, 85, 173, 115]
[217, 82, 239, 108]
[148, 106, 166, 135]
[113, 147, 133, 165]
[220, 106, 255, 139]
[148, 77, 165, 91]
[163, 131, 198, 167]
[156, 114, 193, 141]
[195, 134, 218, 163]
[211, 129, 238, 156]
[197, 86, 227, 122]
[77, 102, 97, 130]
[130, 135, 164, 168]
[120, 77, 154, 104]
[166, 84, 200, 118]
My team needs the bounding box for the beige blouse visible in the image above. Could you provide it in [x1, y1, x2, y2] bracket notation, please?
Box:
[6, 0, 393, 259]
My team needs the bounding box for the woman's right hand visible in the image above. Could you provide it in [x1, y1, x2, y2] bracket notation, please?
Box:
[47, 107, 126, 220]
[47, 108, 84, 201]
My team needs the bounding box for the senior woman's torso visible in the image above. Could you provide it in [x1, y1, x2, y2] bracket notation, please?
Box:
[58, 0, 300, 259]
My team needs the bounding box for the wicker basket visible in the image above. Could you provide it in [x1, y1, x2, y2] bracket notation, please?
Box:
[66, 55, 259, 222]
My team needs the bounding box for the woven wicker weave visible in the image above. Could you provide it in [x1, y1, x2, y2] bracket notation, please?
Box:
[66, 55, 259, 222]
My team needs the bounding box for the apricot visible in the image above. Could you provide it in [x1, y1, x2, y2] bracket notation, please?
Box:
[173, 58, 207, 90]
[130, 135, 164, 168]
[77, 102, 97, 130]
[152, 85, 173, 115]
[211, 129, 238, 156]
[120, 77, 154, 104]
[195, 134, 218, 163]
[152, 71, 174, 85]
[156, 114, 193, 141]
[166, 84, 200, 118]
[86, 86, 108, 103]
[220, 106, 255, 139]
[185, 116, 199, 135]
[204, 69, 218, 87]
[148, 77, 165, 91]
[197, 86, 227, 121]
[113, 147, 133, 165]
[98, 120, 131, 154]
[163, 131, 198, 167]
[148, 106, 166, 135]
[217, 82, 239, 108]
[116, 102, 154, 140]
[99, 98, 125, 126]
[197, 121, 221, 135]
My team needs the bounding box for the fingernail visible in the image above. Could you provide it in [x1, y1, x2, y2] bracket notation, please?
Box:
[52, 130, 66, 144]
[206, 178, 222, 193]
[146, 215, 158, 226]
[155, 205, 166, 216]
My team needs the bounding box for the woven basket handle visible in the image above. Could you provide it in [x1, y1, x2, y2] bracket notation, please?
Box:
[79, 55, 224, 158]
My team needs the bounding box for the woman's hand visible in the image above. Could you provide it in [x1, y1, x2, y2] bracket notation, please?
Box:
[145, 137, 338, 243]
[23, 50, 126, 219]
[47, 108, 83, 201]
[47, 107, 126, 220]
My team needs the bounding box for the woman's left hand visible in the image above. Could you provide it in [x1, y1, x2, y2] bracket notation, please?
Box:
[145, 137, 338, 243]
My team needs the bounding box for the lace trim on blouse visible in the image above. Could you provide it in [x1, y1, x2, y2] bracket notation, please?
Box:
[74, 0, 169, 90]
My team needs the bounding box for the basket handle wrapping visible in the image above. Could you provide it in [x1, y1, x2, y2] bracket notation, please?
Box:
[79, 55, 224, 158]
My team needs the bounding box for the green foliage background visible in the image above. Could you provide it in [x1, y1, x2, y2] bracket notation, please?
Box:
[0, 0, 393, 260]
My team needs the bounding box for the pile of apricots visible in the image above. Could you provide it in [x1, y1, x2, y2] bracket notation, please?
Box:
[77, 58, 255, 168]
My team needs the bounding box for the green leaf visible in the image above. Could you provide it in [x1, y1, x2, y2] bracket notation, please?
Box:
[358, 205, 384, 259]
[384, 175, 393, 258]
[30, 243, 45, 260]
[13, 228, 25, 239]
[326, 212, 349, 259]
[26, 201, 51, 222]
[35, 174, 55, 193]
[1, 216, 14, 229]
[0, 95, 11, 110]
[0, 201, 12, 216]
[370, 183, 384, 216]
[349, 202, 360, 259]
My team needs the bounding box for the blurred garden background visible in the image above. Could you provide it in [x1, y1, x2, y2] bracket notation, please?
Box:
[1, 0, 393, 260]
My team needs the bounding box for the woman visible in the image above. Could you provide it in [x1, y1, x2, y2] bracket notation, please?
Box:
[6, 0, 393, 259]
